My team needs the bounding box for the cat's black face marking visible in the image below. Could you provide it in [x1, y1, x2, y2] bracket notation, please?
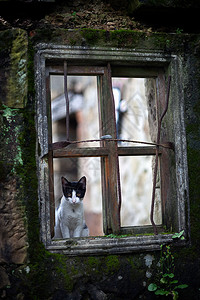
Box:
[61, 176, 86, 200]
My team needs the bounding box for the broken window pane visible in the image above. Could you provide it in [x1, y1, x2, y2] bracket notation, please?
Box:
[112, 78, 154, 146]
[50, 75, 100, 147]
[119, 156, 162, 227]
[53, 157, 103, 237]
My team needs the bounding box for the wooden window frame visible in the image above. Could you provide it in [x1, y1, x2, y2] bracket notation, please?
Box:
[35, 45, 190, 255]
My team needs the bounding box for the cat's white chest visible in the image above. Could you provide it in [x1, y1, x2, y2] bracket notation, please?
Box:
[64, 205, 82, 227]
[59, 196, 83, 227]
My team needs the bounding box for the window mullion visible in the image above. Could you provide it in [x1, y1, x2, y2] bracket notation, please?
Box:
[97, 66, 121, 235]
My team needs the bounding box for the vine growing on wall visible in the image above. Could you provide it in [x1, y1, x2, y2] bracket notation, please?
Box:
[148, 231, 188, 299]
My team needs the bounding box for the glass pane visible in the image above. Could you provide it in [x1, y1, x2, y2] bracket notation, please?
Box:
[53, 157, 103, 237]
[112, 78, 156, 146]
[50, 75, 100, 147]
[119, 156, 162, 226]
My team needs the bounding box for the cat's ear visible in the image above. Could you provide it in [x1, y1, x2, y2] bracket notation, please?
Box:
[78, 176, 86, 189]
[61, 176, 69, 186]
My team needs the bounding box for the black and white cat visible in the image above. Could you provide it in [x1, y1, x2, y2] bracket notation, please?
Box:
[54, 176, 89, 239]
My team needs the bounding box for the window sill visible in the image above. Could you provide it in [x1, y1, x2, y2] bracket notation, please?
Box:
[47, 233, 186, 256]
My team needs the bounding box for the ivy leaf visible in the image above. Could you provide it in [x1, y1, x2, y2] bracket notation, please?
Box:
[171, 280, 179, 284]
[155, 289, 169, 295]
[172, 291, 179, 300]
[163, 273, 174, 278]
[148, 283, 157, 292]
[176, 284, 188, 289]
[172, 230, 185, 239]
[160, 277, 168, 284]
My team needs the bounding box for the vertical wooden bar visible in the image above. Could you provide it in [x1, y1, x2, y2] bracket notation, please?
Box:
[156, 73, 173, 230]
[64, 61, 70, 141]
[107, 63, 122, 227]
[46, 68, 55, 238]
[97, 66, 120, 235]
[97, 75, 110, 234]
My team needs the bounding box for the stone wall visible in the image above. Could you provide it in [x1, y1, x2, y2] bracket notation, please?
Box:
[0, 1, 200, 299]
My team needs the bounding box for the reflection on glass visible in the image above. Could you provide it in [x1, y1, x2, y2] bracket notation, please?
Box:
[119, 156, 162, 227]
[53, 157, 103, 236]
[50, 75, 99, 147]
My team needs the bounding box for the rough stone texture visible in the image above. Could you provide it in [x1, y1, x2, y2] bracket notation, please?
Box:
[0, 30, 28, 265]
[0, 29, 28, 108]
[0, 109, 28, 264]
[0, 1, 200, 300]
[0, 266, 10, 289]
[0, 177, 27, 264]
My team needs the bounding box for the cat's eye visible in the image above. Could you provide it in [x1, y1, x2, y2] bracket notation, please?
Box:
[77, 193, 81, 197]
[67, 193, 72, 197]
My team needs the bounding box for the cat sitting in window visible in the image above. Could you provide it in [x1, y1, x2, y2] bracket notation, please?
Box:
[54, 176, 89, 239]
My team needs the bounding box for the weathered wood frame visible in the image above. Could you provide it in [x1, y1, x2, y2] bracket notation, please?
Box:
[35, 45, 190, 255]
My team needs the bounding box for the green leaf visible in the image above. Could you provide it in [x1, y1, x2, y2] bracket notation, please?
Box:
[176, 284, 188, 289]
[171, 280, 179, 284]
[163, 273, 174, 278]
[160, 277, 168, 284]
[106, 234, 117, 238]
[155, 289, 169, 295]
[148, 283, 157, 292]
[172, 230, 184, 239]
[179, 230, 185, 236]
[172, 291, 179, 300]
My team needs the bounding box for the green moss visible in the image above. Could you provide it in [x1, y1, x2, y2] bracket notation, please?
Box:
[186, 147, 200, 248]
[27, 39, 35, 95]
[86, 256, 103, 276]
[104, 255, 120, 274]
[17, 110, 40, 261]
[53, 255, 74, 291]
[7, 29, 28, 108]
[31, 27, 193, 54]
[88, 256, 101, 268]
[109, 29, 143, 47]
[69, 38, 77, 46]
[1, 105, 24, 174]
[81, 28, 105, 46]
[23, 248, 79, 298]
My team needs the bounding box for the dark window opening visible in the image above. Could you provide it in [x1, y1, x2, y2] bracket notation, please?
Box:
[48, 69, 163, 238]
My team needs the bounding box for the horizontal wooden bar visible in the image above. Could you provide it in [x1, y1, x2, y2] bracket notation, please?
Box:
[53, 146, 161, 158]
[118, 146, 162, 156]
[47, 65, 105, 76]
[120, 225, 165, 235]
[111, 66, 163, 78]
[47, 65, 163, 78]
[53, 147, 109, 158]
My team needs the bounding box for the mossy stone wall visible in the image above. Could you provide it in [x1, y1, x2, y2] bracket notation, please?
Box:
[0, 3, 200, 299]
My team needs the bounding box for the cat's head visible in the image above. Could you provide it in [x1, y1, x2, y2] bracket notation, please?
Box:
[61, 176, 86, 205]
